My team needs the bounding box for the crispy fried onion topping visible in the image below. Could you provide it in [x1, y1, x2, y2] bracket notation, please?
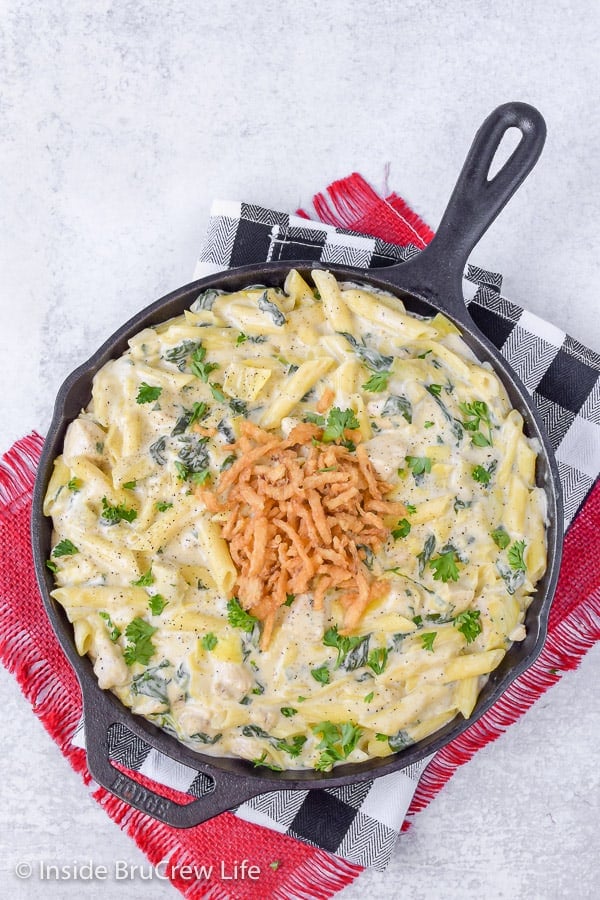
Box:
[197, 421, 404, 647]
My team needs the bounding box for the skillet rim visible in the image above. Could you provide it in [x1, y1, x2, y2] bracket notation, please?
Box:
[31, 259, 564, 806]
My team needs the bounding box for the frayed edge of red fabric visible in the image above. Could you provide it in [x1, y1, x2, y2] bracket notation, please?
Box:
[89, 781, 361, 900]
[297, 173, 434, 248]
[405, 588, 600, 823]
[0, 435, 361, 899]
[0, 431, 45, 508]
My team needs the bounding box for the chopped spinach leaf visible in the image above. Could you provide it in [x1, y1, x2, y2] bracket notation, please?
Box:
[417, 534, 436, 576]
[258, 291, 286, 326]
[382, 394, 412, 423]
[149, 436, 168, 466]
[164, 340, 200, 371]
[339, 332, 393, 371]
[100, 496, 137, 525]
[131, 659, 170, 705]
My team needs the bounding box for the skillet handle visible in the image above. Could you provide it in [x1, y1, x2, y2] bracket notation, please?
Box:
[84, 685, 263, 828]
[384, 102, 546, 317]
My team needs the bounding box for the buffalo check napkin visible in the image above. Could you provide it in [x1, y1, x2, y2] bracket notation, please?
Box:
[2, 175, 599, 899]
[69, 193, 600, 871]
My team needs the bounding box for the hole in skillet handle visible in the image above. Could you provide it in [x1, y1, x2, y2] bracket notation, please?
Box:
[380, 101, 547, 322]
[83, 679, 265, 827]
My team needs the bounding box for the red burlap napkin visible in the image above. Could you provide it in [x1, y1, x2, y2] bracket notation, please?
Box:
[1, 176, 599, 899]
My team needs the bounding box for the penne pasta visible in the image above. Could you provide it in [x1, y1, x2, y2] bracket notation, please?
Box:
[44, 269, 547, 771]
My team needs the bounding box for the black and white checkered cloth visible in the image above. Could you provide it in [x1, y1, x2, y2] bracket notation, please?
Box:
[73, 199, 600, 871]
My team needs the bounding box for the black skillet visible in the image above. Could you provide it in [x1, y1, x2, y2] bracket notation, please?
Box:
[32, 102, 563, 827]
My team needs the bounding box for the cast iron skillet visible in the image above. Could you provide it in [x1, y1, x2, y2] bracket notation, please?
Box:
[32, 102, 563, 827]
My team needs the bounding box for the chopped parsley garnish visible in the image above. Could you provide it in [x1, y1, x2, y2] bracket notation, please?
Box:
[429, 548, 461, 582]
[123, 618, 157, 666]
[227, 597, 259, 632]
[67, 477, 82, 492]
[364, 691, 374, 703]
[131, 567, 154, 587]
[392, 518, 411, 539]
[99, 611, 121, 641]
[424, 420, 434, 428]
[323, 625, 368, 669]
[304, 411, 325, 425]
[46, 559, 58, 572]
[201, 632, 218, 651]
[136, 382, 163, 404]
[190, 344, 219, 382]
[491, 526, 510, 549]
[275, 735, 307, 757]
[220, 454, 237, 471]
[421, 631, 436, 652]
[123, 480, 137, 490]
[311, 664, 330, 684]
[284, 593, 296, 606]
[52, 538, 79, 557]
[472, 461, 497, 485]
[367, 647, 389, 675]
[405, 503, 417, 514]
[155, 500, 173, 512]
[406, 455, 432, 477]
[508, 540, 527, 572]
[313, 721, 362, 771]
[426, 383, 443, 397]
[459, 400, 493, 447]
[269, 861, 281, 871]
[100, 496, 137, 524]
[209, 382, 227, 403]
[280, 707, 297, 717]
[321, 407, 360, 443]
[236, 332, 248, 346]
[148, 594, 168, 616]
[253, 753, 283, 771]
[362, 371, 391, 392]
[454, 609, 482, 643]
